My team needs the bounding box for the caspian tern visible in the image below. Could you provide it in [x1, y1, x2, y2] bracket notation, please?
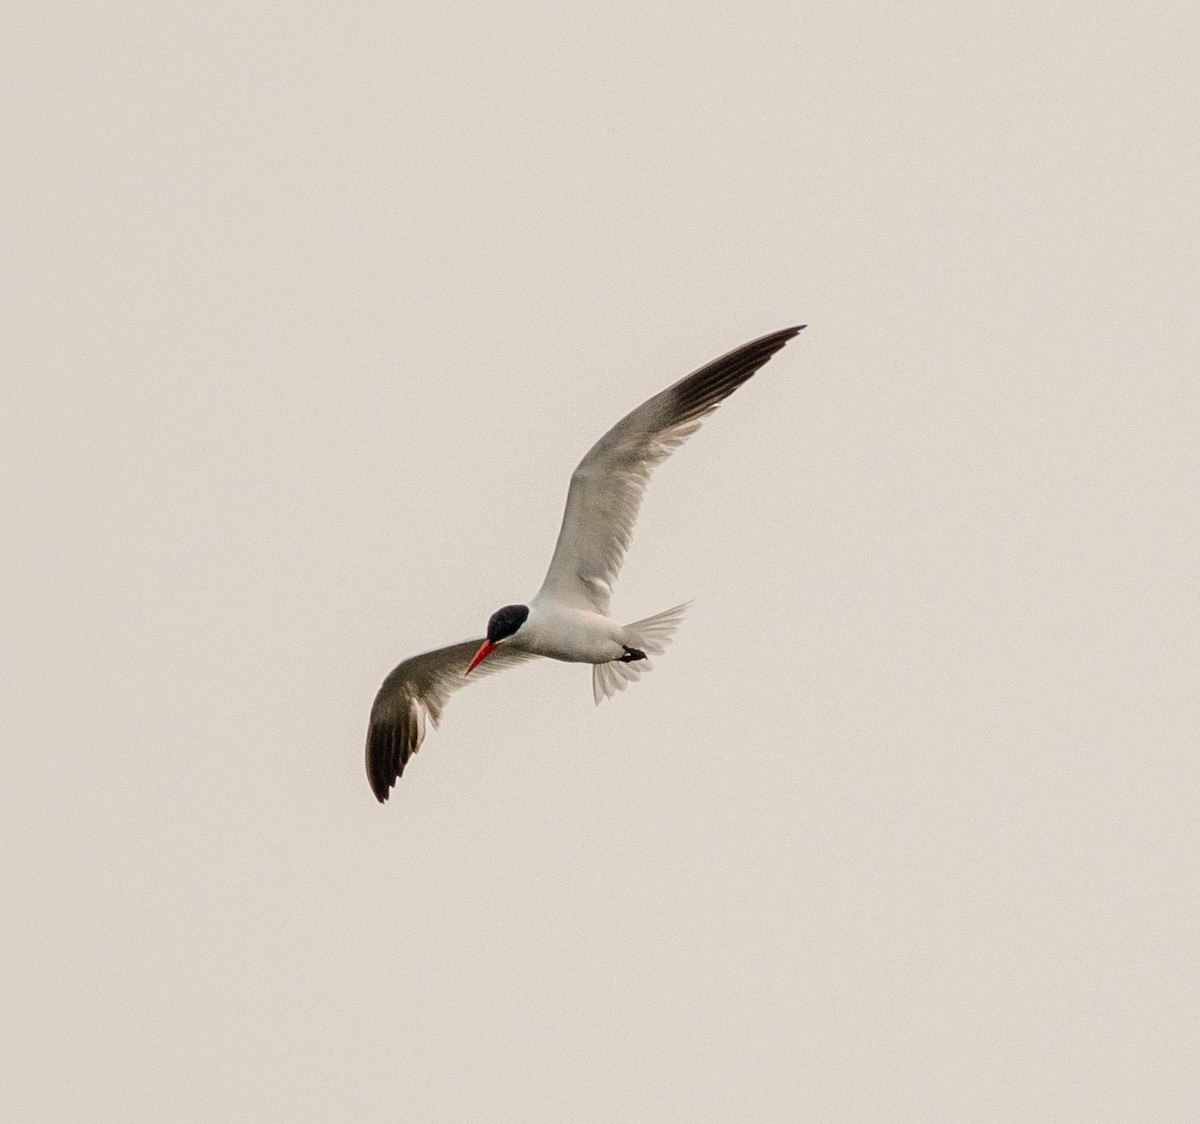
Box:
[366, 325, 805, 802]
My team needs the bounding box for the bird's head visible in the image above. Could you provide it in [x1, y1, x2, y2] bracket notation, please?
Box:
[465, 604, 529, 674]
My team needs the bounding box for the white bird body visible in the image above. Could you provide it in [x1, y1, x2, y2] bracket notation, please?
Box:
[366, 325, 805, 803]
[514, 597, 627, 664]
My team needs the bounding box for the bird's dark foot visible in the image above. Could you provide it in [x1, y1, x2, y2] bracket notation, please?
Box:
[619, 646, 647, 663]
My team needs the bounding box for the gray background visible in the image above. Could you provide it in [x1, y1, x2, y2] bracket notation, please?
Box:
[3, 1, 1196, 1119]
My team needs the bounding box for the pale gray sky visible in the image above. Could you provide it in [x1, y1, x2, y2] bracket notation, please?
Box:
[3, 1, 1197, 1120]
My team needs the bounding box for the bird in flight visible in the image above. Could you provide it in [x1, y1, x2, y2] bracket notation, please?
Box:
[366, 325, 805, 802]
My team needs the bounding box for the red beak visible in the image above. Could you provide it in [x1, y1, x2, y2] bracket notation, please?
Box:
[465, 639, 498, 676]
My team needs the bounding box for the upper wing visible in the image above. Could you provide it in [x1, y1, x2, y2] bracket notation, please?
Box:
[537, 326, 805, 612]
[366, 639, 539, 803]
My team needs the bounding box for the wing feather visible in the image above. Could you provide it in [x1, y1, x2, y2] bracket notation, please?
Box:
[537, 326, 805, 611]
[366, 639, 538, 802]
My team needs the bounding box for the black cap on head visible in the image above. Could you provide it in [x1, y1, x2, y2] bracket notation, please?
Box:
[486, 604, 529, 643]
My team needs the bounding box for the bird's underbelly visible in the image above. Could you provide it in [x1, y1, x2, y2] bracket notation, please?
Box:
[517, 605, 625, 664]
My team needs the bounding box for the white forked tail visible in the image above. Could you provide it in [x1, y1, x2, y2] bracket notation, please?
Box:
[592, 601, 692, 704]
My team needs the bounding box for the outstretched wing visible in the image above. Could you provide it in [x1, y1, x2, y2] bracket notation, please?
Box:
[366, 639, 539, 802]
[537, 326, 804, 613]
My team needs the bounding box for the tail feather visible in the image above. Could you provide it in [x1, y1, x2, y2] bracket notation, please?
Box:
[624, 600, 691, 654]
[592, 601, 691, 704]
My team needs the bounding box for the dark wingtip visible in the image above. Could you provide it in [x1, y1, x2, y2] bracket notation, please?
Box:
[728, 323, 806, 358]
[367, 733, 396, 803]
[366, 713, 408, 804]
[665, 324, 806, 423]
